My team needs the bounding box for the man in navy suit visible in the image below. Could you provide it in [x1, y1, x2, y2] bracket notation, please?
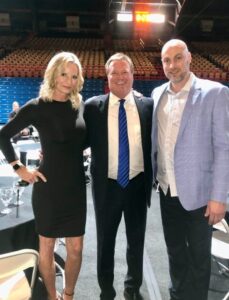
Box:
[151, 39, 229, 300]
[84, 53, 153, 300]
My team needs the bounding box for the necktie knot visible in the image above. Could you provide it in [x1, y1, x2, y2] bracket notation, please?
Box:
[119, 99, 125, 105]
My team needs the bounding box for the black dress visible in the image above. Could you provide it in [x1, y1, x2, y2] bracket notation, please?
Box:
[0, 98, 86, 238]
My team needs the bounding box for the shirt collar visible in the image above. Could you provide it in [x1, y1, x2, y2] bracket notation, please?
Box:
[109, 90, 135, 106]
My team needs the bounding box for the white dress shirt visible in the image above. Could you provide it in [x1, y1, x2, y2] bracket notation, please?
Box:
[157, 73, 194, 196]
[108, 91, 144, 180]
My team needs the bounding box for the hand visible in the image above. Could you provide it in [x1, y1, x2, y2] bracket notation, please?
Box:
[20, 128, 30, 136]
[204, 200, 226, 225]
[16, 166, 47, 184]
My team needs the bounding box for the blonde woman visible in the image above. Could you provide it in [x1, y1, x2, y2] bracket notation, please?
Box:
[0, 52, 86, 300]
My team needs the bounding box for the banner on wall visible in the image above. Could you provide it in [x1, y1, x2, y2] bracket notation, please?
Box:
[66, 16, 80, 32]
[201, 19, 214, 32]
[0, 13, 10, 27]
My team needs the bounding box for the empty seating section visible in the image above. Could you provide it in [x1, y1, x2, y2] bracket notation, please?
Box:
[0, 37, 106, 78]
[0, 77, 104, 123]
[191, 41, 229, 55]
[0, 37, 228, 124]
[191, 41, 229, 81]
[105, 50, 161, 79]
[77, 50, 105, 79]
[0, 49, 106, 79]
[21, 37, 106, 78]
[0, 49, 54, 77]
[112, 39, 143, 51]
[127, 51, 158, 79]
[0, 37, 228, 81]
[190, 53, 224, 80]
[211, 54, 229, 71]
[0, 77, 41, 123]
[82, 79, 105, 99]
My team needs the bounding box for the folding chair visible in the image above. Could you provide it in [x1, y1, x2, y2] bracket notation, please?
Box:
[211, 218, 229, 300]
[0, 249, 39, 300]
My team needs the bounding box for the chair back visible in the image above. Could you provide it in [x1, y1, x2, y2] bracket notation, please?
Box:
[211, 218, 229, 300]
[0, 249, 39, 299]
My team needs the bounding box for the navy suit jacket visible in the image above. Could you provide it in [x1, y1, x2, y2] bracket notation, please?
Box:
[84, 93, 153, 211]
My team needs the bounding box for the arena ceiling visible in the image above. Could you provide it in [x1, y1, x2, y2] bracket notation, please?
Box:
[0, 0, 228, 41]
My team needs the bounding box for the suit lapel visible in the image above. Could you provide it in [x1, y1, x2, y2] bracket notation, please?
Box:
[177, 79, 201, 140]
[98, 94, 109, 117]
[152, 83, 168, 154]
[98, 95, 109, 169]
[134, 96, 146, 148]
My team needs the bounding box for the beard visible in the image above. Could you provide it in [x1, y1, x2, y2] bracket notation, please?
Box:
[167, 70, 189, 84]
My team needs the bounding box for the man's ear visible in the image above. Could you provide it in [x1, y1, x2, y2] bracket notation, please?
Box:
[188, 51, 192, 64]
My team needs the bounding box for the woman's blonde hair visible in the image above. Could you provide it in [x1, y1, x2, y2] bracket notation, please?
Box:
[39, 51, 84, 109]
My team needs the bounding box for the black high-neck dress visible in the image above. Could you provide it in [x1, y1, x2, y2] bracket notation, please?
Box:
[0, 98, 86, 238]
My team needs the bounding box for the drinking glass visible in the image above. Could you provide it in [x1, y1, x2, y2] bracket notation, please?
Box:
[13, 181, 25, 206]
[0, 187, 13, 214]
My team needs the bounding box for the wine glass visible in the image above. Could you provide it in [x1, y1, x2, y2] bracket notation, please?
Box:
[0, 187, 13, 214]
[13, 181, 25, 206]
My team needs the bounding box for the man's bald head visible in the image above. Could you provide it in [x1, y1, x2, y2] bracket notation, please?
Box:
[161, 39, 189, 56]
[161, 39, 192, 92]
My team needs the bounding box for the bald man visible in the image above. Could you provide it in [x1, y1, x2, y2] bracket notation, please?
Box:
[151, 39, 229, 300]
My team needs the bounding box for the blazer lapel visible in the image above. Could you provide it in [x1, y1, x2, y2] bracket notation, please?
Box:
[152, 83, 168, 154]
[177, 79, 201, 140]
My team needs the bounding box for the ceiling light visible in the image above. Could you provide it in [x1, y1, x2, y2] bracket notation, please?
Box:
[117, 12, 133, 22]
[135, 11, 165, 23]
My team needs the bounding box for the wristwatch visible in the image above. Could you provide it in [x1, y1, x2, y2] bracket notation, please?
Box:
[12, 163, 24, 171]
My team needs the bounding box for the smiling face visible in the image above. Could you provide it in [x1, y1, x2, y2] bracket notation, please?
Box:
[161, 40, 192, 91]
[107, 59, 133, 99]
[52, 62, 79, 101]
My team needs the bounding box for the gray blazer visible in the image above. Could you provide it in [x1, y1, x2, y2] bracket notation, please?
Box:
[151, 75, 229, 210]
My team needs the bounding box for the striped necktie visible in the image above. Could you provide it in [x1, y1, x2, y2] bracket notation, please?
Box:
[117, 99, 129, 188]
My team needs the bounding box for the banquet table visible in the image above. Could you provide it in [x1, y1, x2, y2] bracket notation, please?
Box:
[0, 183, 38, 254]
